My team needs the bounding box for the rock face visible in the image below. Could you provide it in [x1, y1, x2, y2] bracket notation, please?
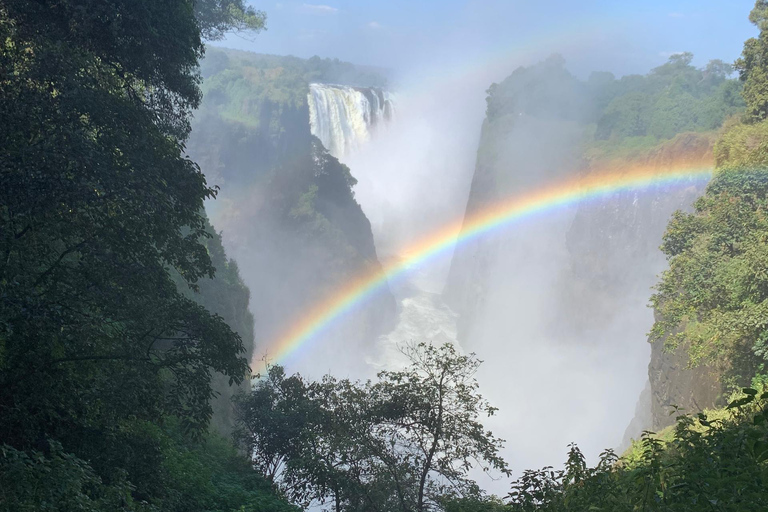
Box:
[564, 134, 722, 435]
[187, 49, 396, 377]
[563, 134, 713, 332]
[443, 56, 589, 343]
[648, 327, 723, 430]
[443, 55, 724, 450]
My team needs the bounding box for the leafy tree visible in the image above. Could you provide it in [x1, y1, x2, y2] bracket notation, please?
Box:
[649, 68, 768, 389]
[371, 343, 510, 512]
[235, 343, 508, 512]
[183, 217, 257, 434]
[736, 1, 768, 121]
[648, 1, 768, 400]
[0, 0, 265, 505]
[195, 0, 266, 41]
[0, 442, 140, 512]
[593, 54, 743, 143]
[650, 167, 768, 389]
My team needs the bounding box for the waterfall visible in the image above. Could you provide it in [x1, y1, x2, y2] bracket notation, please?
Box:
[308, 83, 395, 158]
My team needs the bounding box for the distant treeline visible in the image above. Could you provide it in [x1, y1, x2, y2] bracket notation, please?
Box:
[485, 52, 743, 160]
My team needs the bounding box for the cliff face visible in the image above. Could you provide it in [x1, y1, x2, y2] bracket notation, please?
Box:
[563, 134, 713, 332]
[192, 222, 256, 434]
[187, 48, 396, 376]
[443, 56, 590, 343]
[444, 55, 732, 449]
[647, 324, 723, 430]
[562, 134, 723, 436]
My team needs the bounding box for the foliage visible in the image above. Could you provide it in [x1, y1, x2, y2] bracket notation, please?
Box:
[649, 66, 768, 389]
[440, 494, 510, 512]
[371, 343, 510, 512]
[647, 3, 768, 393]
[501, 389, 768, 512]
[184, 217, 257, 434]
[592, 53, 742, 143]
[197, 47, 387, 128]
[0, 442, 141, 512]
[0, 0, 246, 445]
[650, 167, 768, 386]
[234, 343, 508, 512]
[155, 420, 299, 512]
[0, 421, 300, 512]
[478, 53, 742, 177]
[196, 0, 266, 41]
[736, 1, 768, 121]
[0, 1, 289, 510]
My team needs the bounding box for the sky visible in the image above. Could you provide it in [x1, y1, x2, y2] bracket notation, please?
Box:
[220, 0, 758, 80]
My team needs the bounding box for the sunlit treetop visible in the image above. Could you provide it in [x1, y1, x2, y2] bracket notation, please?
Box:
[196, 0, 267, 41]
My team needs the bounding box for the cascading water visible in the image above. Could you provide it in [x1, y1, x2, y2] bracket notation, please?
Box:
[308, 83, 395, 158]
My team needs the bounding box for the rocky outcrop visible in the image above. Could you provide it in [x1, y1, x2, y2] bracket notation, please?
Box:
[187, 49, 396, 377]
[443, 56, 589, 343]
[648, 330, 723, 430]
[564, 133, 721, 433]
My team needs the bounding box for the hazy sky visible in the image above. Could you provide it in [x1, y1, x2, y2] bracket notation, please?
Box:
[220, 0, 758, 78]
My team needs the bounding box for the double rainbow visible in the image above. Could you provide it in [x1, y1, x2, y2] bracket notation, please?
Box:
[265, 162, 714, 366]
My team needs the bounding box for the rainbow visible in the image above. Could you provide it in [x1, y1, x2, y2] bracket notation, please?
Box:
[265, 163, 714, 366]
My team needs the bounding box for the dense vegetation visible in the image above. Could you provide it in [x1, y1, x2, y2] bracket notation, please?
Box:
[186, 48, 396, 364]
[651, 0, 768, 399]
[449, 2, 768, 510]
[200, 48, 386, 126]
[234, 343, 508, 512]
[0, 1, 294, 510]
[501, 390, 768, 512]
[483, 51, 743, 162]
[4, 0, 768, 510]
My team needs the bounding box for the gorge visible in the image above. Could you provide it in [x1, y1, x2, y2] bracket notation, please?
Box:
[6, 3, 768, 510]
[261, 51, 744, 479]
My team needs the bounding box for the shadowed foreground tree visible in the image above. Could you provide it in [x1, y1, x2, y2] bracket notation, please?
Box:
[235, 343, 509, 512]
[0, 0, 271, 508]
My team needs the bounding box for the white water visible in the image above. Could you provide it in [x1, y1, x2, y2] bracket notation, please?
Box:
[308, 83, 395, 158]
[313, 78, 485, 375]
[369, 261, 463, 370]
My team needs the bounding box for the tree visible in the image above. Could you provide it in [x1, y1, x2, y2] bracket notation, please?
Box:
[371, 343, 510, 512]
[503, 392, 768, 511]
[650, 166, 768, 388]
[0, 0, 262, 499]
[704, 59, 734, 81]
[195, 0, 267, 41]
[235, 343, 508, 512]
[735, 1, 768, 121]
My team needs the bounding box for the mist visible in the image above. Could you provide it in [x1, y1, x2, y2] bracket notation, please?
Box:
[8, 2, 767, 510]
[339, 69, 625, 487]
[199, 0, 754, 492]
